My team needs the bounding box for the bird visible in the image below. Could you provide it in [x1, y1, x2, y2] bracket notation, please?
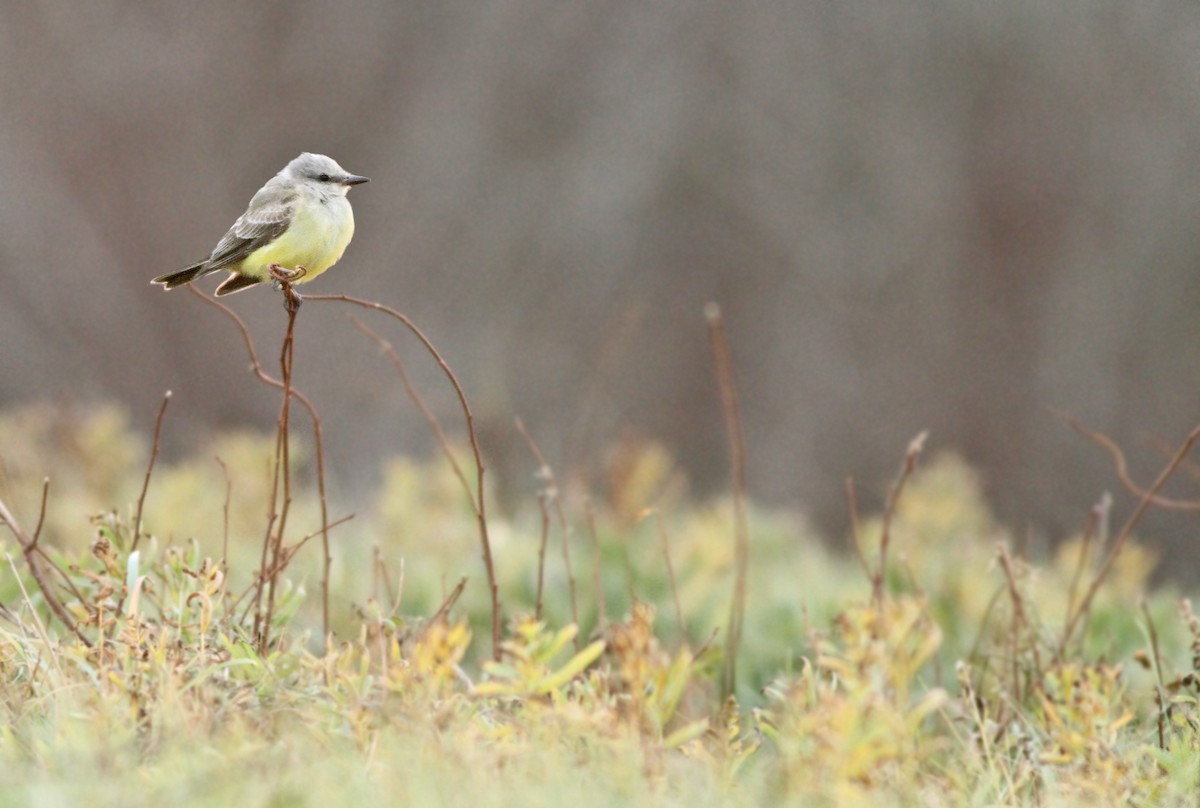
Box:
[152, 153, 369, 300]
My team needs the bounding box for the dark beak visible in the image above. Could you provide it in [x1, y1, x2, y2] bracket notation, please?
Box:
[342, 174, 370, 186]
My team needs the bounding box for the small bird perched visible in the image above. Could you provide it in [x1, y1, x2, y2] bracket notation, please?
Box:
[152, 153, 369, 299]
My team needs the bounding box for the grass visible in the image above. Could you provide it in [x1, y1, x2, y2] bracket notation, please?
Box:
[2, 297, 1200, 805]
[1, 405, 1197, 806]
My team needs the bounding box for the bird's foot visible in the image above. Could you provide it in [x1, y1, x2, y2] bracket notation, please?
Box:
[269, 264, 306, 312]
[268, 263, 307, 284]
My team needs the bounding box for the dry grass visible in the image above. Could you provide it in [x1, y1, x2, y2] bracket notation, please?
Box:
[2, 294, 1199, 806]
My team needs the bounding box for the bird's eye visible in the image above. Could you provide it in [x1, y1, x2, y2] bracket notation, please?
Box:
[318, 173, 330, 182]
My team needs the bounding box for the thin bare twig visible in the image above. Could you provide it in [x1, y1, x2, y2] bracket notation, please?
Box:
[279, 514, 355, 566]
[249, 514, 356, 588]
[132, 390, 171, 552]
[189, 285, 333, 639]
[31, 477, 50, 548]
[430, 576, 468, 625]
[36, 545, 87, 606]
[874, 431, 928, 604]
[1058, 421, 1200, 656]
[706, 303, 750, 700]
[1057, 409, 1200, 510]
[0, 496, 92, 647]
[307, 292, 499, 661]
[348, 314, 474, 502]
[260, 293, 299, 650]
[228, 512, 356, 620]
[997, 544, 1041, 702]
[1151, 434, 1200, 489]
[514, 416, 579, 644]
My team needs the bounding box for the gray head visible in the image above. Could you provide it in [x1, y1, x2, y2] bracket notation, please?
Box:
[283, 153, 370, 194]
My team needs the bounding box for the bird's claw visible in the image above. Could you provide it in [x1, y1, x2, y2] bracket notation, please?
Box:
[269, 264, 306, 312]
[268, 263, 307, 283]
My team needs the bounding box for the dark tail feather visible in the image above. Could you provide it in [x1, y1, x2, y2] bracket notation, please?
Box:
[215, 272, 263, 296]
[152, 262, 210, 289]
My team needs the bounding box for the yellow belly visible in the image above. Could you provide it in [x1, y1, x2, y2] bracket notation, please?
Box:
[239, 199, 355, 284]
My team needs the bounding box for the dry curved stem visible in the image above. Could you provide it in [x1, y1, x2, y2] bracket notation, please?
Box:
[257, 297, 299, 650]
[706, 303, 750, 700]
[306, 292, 500, 662]
[1057, 409, 1200, 510]
[1057, 420, 1200, 657]
[0, 495, 92, 647]
[347, 314, 473, 498]
[188, 285, 333, 639]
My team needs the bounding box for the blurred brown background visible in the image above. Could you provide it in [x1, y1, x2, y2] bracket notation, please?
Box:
[3, 2, 1200, 562]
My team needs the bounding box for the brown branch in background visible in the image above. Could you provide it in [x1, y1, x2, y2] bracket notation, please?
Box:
[115, 392, 171, 623]
[132, 390, 171, 552]
[232, 528, 354, 622]
[706, 303, 750, 700]
[514, 416, 579, 643]
[32, 477, 50, 547]
[1058, 421, 1200, 657]
[873, 431, 928, 604]
[36, 545, 87, 608]
[307, 293, 499, 661]
[997, 544, 1041, 702]
[236, 514, 357, 596]
[430, 576, 468, 625]
[260, 289, 300, 651]
[0, 495, 92, 647]
[189, 285, 333, 639]
[1057, 409, 1200, 510]
[1151, 434, 1200, 489]
[277, 514, 355, 569]
[844, 477, 871, 581]
[347, 314, 474, 501]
